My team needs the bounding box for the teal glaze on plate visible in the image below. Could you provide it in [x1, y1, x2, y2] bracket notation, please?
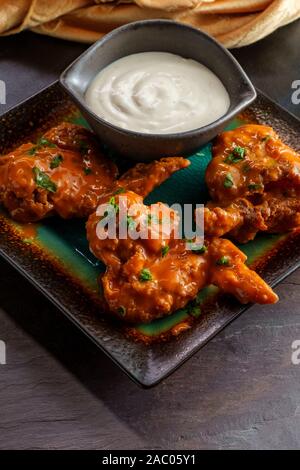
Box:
[4, 112, 288, 337]
[137, 286, 219, 336]
[225, 117, 246, 131]
[145, 143, 212, 207]
[12, 218, 101, 293]
[69, 114, 91, 129]
[240, 233, 286, 265]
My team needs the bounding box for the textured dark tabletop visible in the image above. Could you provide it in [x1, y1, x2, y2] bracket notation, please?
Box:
[0, 21, 300, 450]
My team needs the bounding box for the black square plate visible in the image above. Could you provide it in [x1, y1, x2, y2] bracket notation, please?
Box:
[0, 83, 299, 387]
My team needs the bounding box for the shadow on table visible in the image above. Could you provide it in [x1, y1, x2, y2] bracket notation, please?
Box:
[0, 256, 236, 447]
[1, 256, 296, 449]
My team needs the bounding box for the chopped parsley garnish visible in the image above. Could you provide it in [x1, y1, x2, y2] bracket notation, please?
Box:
[117, 306, 126, 317]
[225, 146, 246, 164]
[139, 268, 153, 282]
[103, 196, 119, 217]
[108, 196, 119, 212]
[248, 183, 263, 191]
[189, 305, 202, 318]
[161, 245, 170, 257]
[186, 293, 203, 318]
[37, 137, 56, 148]
[83, 167, 92, 175]
[114, 187, 126, 195]
[27, 147, 37, 156]
[127, 216, 136, 230]
[189, 244, 207, 254]
[27, 136, 56, 155]
[233, 146, 246, 158]
[223, 173, 234, 189]
[262, 135, 271, 143]
[216, 256, 230, 267]
[50, 154, 63, 169]
[147, 214, 160, 225]
[33, 167, 57, 193]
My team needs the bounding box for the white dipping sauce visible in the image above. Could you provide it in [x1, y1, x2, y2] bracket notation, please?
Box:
[85, 52, 230, 134]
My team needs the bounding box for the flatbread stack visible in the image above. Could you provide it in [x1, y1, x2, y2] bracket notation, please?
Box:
[1, 0, 299, 48]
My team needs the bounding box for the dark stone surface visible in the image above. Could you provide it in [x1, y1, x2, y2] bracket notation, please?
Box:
[0, 21, 300, 450]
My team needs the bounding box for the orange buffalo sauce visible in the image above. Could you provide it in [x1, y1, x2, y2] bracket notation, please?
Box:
[0, 123, 118, 223]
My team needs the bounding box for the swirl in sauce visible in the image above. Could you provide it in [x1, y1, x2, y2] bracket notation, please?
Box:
[85, 52, 230, 134]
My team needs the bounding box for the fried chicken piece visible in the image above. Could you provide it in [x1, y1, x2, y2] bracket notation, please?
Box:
[207, 237, 277, 305]
[115, 157, 190, 198]
[0, 123, 118, 222]
[43, 123, 98, 151]
[203, 124, 300, 242]
[206, 124, 300, 203]
[0, 124, 189, 224]
[87, 190, 277, 323]
[204, 194, 300, 242]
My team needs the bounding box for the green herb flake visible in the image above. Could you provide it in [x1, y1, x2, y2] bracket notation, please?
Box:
[139, 268, 153, 282]
[37, 137, 56, 148]
[147, 214, 160, 225]
[33, 167, 57, 193]
[186, 293, 203, 318]
[83, 167, 92, 175]
[50, 154, 63, 169]
[108, 196, 119, 213]
[114, 187, 126, 195]
[117, 306, 126, 317]
[194, 292, 203, 306]
[27, 136, 56, 156]
[216, 256, 230, 267]
[127, 216, 136, 230]
[262, 135, 271, 143]
[161, 245, 170, 257]
[225, 146, 246, 164]
[189, 305, 202, 318]
[189, 244, 207, 254]
[233, 146, 246, 157]
[248, 183, 263, 191]
[223, 173, 234, 189]
[27, 146, 37, 156]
